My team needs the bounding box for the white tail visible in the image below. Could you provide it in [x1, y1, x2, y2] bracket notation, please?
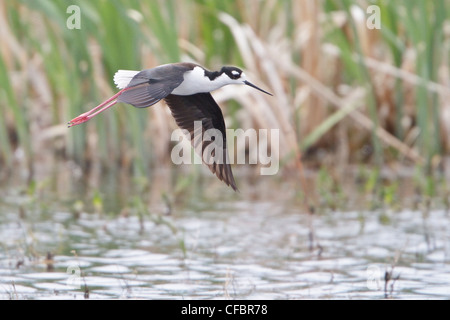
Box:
[113, 70, 140, 89]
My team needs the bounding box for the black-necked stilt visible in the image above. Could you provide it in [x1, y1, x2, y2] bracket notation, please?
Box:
[68, 62, 272, 191]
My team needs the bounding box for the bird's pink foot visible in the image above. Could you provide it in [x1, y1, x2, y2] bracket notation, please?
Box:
[68, 114, 90, 127]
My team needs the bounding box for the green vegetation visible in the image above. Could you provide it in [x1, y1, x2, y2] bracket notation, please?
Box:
[1, 0, 449, 194]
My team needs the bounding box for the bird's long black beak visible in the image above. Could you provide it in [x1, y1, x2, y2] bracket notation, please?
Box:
[244, 81, 273, 96]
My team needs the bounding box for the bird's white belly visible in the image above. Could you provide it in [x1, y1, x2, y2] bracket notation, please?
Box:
[171, 80, 211, 95]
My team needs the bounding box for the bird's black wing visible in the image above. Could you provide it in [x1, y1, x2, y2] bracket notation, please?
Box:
[164, 93, 238, 191]
[118, 64, 194, 108]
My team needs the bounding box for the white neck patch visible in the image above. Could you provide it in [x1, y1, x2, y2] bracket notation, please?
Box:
[172, 66, 235, 96]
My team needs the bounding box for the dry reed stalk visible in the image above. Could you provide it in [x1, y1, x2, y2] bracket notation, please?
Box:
[362, 54, 450, 155]
[223, 4, 424, 165]
[363, 54, 450, 152]
[349, 4, 381, 59]
[87, 39, 111, 168]
[298, 0, 328, 141]
[360, 56, 450, 97]
[0, 3, 26, 68]
[276, 58, 424, 164]
[439, 45, 450, 151]
[220, 13, 313, 211]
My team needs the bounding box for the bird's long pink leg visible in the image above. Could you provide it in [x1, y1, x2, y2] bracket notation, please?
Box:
[68, 88, 127, 127]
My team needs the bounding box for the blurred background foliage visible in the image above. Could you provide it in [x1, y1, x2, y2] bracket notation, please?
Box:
[0, 0, 449, 189]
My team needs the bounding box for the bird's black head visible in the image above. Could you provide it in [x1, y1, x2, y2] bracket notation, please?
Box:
[221, 66, 244, 80]
[218, 66, 273, 96]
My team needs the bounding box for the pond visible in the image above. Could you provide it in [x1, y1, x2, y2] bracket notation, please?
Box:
[0, 168, 449, 299]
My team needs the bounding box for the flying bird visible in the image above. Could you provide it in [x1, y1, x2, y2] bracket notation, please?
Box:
[68, 63, 272, 191]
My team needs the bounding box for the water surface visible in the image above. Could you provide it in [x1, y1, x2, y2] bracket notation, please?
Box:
[0, 173, 449, 299]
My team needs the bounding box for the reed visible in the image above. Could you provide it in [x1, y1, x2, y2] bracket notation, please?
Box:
[1, 0, 449, 186]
